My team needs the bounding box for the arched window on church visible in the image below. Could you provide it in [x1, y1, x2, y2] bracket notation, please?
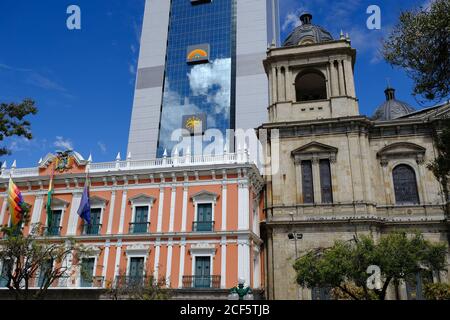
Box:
[295, 71, 327, 102]
[393, 164, 420, 205]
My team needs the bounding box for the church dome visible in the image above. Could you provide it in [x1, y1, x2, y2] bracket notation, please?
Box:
[372, 87, 416, 121]
[283, 13, 334, 47]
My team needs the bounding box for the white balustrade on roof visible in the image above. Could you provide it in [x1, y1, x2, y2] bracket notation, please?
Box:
[0, 152, 249, 179]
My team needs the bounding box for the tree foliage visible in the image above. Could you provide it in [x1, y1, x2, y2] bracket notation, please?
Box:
[424, 282, 450, 300]
[427, 119, 450, 216]
[293, 232, 448, 300]
[106, 272, 169, 300]
[383, 0, 450, 102]
[0, 224, 90, 300]
[0, 99, 38, 157]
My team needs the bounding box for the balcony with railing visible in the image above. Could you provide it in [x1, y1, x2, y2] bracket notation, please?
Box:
[182, 275, 221, 289]
[80, 276, 104, 288]
[81, 224, 102, 236]
[192, 221, 215, 232]
[115, 275, 152, 287]
[129, 222, 150, 234]
[26, 276, 104, 288]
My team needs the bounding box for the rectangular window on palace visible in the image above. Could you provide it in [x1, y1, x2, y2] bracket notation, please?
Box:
[319, 159, 333, 204]
[301, 160, 314, 204]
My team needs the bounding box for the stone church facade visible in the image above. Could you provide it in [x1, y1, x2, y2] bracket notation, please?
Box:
[261, 13, 450, 300]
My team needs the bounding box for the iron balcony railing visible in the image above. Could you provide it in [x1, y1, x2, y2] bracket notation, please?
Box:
[80, 276, 104, 288]
[81, 224, 102, 236]
[44, 226, 62, 237]
[182, 275, 221, 289]
[115, 276, 153, 287]
[192, 221, 215, 232]
[27, 276, 104, 288]
[129, 222, 150, 234]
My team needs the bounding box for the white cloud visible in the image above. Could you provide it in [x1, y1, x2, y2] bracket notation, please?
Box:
[97, 141, 107, 154]
[26, 73, 67, 92]
[7, 137, 48, 153]
[188, 58, 231, 114]
[54, 136, 74, 150]
[282, 10, 302, 32]
[128, 63, 136, 75]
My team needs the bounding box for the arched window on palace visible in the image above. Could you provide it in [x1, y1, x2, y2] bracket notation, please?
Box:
[392, 164, 420, 205]
[295, 71, 327, 102]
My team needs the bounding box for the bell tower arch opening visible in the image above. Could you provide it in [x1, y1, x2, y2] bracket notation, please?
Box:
[295, 70, 327, 102]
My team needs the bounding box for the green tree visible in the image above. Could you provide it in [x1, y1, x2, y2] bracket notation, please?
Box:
[424, 282, 450, 300]
[0, 224, 90, 300]
[383, 0, 450, 102]
[106, 271, 169, 300]
[427, 119, 450, 217]
[0, 99, 38, 157]
[293, 232, 447, 300]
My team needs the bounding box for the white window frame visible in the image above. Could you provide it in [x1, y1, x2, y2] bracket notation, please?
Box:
[46, 198, 69, 235]
[89, 196, 108, 228]
[125, 245, 151, 278]
[189, 244, 216, 278]
[129, 195, 155, 228]
[77, 256, 98, 288]
[191, 191, 218, 227]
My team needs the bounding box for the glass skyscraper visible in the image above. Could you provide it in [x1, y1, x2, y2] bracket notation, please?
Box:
[127, 0, 280, 159]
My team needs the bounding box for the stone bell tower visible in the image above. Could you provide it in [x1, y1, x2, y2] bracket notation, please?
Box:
[263, 12, 359, 122]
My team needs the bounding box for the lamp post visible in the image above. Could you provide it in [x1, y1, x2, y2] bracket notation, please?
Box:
[228, 278, 254, 300]
[288, 212, 303, 300]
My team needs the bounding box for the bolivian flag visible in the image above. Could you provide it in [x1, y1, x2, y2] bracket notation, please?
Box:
[46, 173, 54, 228]
[7, 178, 24, 226]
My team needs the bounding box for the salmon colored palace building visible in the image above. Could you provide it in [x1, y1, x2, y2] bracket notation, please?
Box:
[0, 150, 265, 299]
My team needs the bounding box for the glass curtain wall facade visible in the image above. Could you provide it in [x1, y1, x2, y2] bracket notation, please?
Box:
[156, 0, 236, 157]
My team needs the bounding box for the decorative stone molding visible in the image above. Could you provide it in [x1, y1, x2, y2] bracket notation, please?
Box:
[39, 151, 87, 169]
[125, 244, 151, 256]
[86, 246, 102, 256]
[189, 243, 216, 256]
[90, 195, 109, 207]
[129, 194, 156, 206]
[51, 197, 69, 208]
[190, 190, 219, 205]
[377, 142, 426, 165]
[292, 141, 338, 164]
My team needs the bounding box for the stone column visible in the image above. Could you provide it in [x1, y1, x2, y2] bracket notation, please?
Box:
[221, 183, 227, 231]
[271, 66, 278, 104]
[106, 190, 116, 234]
[360, 133, 372, 201]
[278, 67, 285, 101]
[178, 239, 186, 288]
[118, 190, 128, 234]
[343, 58, 355, 97]
[337, 60, 346, 96]
[165, 239, 173, 287]
[286, 67, 294, 101]
[220, 236, 227, 288]
[294, 162, 303, 204]
[381, 161, 393, 205]
[102, 241, 110, 284]
[330, 156, 339, 205]
[416, 160, 428, 204]
[329, 61, 339, 97]
[312, 158, 322, 204]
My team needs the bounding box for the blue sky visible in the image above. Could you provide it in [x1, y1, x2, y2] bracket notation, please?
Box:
[0, 0, 436, 168]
